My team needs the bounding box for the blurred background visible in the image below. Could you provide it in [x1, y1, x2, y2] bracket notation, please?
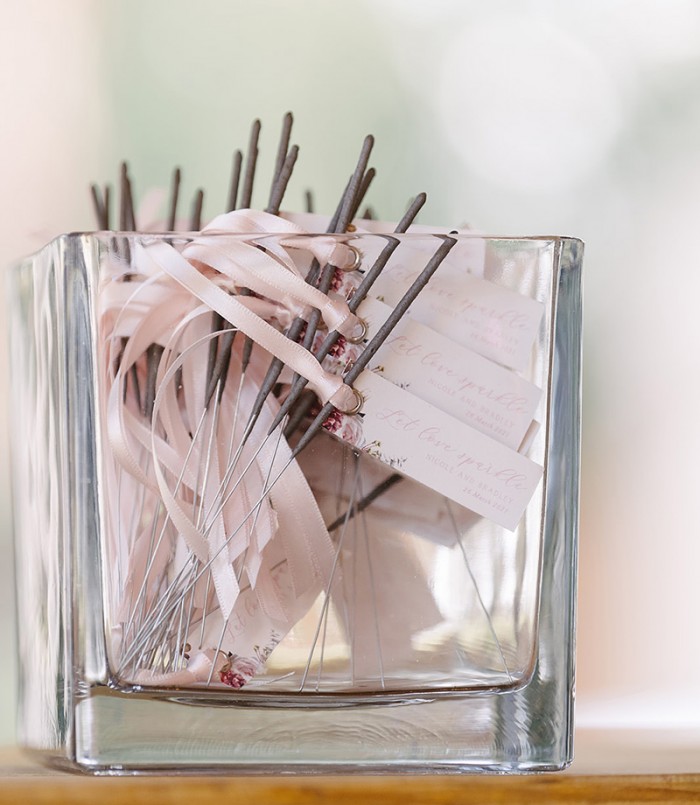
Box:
[2, 0, 700, 744]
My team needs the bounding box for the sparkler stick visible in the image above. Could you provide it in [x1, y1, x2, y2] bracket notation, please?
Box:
[279, 192, 427, 437]
[227, 150, 243, 212]
[239, 118, 261, 208]
[166, 167, 181, 231]
[190, 188, 204, 231]
[90, 184, 107, 229]
[268, 111, 293, 212]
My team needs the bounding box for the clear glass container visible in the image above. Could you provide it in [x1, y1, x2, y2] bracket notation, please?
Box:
[8, 232, 582, 773]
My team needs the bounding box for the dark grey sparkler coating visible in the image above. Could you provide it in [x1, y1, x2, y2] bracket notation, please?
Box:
[277, 192, 427, 437]
[227, 150, 243, 212]
[167, 167, 181, 231]
[292, 234, 457, 457]
[239, 118, 261, 209]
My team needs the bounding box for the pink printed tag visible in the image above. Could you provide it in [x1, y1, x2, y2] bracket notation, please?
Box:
[326, 370, 543, 531]
[356, 297, 542, 450]
[370, 262, 545, 370]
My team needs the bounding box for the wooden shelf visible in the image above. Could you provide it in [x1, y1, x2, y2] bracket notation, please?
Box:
[2, 728, 699, 804]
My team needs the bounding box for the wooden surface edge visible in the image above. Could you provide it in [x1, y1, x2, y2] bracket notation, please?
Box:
[0, 771, 699, 804]
[4, 731, 700, 805]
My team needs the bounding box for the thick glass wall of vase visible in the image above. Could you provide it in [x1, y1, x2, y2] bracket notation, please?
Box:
[8, 231, 582, 774]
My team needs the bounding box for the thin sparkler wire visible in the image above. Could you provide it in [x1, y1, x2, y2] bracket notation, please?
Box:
[119, 236, 457, 672]
[117, 330, 289, 672]
[445, 499, 513, 682]
[357, 470, 386, 688]
[299, 455, 361, 691]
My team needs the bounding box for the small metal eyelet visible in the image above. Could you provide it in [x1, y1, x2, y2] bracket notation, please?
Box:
[337, 244, 362, 273]
[347, 318, 368, 344]
[345, 387, 364, 415]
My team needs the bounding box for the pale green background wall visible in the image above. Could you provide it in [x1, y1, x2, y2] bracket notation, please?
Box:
[2, 0, 700, 743]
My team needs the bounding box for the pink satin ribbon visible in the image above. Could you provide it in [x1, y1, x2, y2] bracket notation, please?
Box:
[101, 211, 350, 685]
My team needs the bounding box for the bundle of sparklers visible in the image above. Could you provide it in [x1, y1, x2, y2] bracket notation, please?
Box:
[90, 113, 512, 694]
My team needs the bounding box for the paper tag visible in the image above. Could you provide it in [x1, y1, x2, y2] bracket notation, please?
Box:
[355, 297, 542, 450]
[371, 263, 545, 370]
[326, 370, 543, 531]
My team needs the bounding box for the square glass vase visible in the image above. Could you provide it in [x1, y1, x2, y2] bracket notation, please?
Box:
[8, 231, 582, 774]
